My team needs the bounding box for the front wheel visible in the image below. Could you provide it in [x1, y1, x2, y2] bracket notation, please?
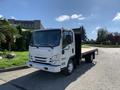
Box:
[62, 59, 74, 75]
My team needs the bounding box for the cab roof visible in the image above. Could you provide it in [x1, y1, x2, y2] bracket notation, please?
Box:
[33, 28, 72, 32]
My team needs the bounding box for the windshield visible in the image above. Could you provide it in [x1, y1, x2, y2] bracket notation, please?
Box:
[30, 30, 61, 47]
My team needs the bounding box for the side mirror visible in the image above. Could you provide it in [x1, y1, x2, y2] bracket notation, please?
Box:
[64, 46, 70, 50]
[62, 46, 70, 54]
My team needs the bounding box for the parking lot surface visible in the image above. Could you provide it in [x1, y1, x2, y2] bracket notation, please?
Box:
[0, 48, 120, 90]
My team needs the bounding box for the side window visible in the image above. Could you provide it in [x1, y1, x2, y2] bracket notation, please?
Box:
[69, 31, 73, 43]
[62, 31, 73, 48]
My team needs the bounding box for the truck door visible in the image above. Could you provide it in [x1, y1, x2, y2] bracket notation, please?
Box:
[61, 30, 74, 68]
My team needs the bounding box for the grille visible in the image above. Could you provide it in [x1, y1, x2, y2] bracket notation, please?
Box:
[34, 56, 47, 59]
[35, 59, 46, 63]
[34, 56, 47, 63]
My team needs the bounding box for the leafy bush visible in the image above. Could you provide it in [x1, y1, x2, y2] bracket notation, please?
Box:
[15, 30, 31, 51]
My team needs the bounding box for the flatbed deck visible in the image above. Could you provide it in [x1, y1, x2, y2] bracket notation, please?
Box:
[81, 48, 98, 57]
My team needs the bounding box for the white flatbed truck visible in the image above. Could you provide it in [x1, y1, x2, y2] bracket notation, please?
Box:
[27, 28, 98, 75]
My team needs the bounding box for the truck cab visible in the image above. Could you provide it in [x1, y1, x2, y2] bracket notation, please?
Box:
[27, 28, 76, 75]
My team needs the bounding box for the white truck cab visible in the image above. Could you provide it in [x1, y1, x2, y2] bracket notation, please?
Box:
[27, 28, 97, 75]
[27, 29, 76, 74]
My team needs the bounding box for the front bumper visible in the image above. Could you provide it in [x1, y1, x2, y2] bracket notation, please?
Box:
[27, 61, 61, 73]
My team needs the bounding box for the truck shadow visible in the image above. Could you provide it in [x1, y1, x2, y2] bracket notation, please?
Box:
[0, 61, 96, 90]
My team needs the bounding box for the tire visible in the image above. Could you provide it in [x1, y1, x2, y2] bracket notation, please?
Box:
[62, 59, 74, 75]
[85, 54, 93, 63]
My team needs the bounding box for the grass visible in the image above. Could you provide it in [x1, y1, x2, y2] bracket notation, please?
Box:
[82, 44, 91, 48]
[87, 44, 120, 48]
[0, 51, 28, 69]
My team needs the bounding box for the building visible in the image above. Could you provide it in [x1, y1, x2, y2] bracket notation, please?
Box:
[8, 19, 44, 30]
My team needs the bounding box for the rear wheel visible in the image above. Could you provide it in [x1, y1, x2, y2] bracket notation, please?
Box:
[85, 54, 93, 63]
[62, 59, 74, 75]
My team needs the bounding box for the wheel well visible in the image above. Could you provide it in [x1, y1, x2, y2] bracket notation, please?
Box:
[69, 55, 77, 67]
[69, 56, 75, 62]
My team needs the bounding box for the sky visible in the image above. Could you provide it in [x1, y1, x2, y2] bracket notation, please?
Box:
[0, 0, 120, 39]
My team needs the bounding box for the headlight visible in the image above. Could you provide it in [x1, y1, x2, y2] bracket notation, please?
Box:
[50, 54, 60, 65]
[51, 54, 60, 61]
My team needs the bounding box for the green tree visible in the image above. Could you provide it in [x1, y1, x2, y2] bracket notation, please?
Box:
[0, 19, 6, 43]
[80, 26, 87, 42]
[106, 33, 113, 45]
[96, 28, 108, 44]
[0, 30, 6, 49]
[15, 26, 31, 51]
[113, 32, 120, 45]
[0, 18, 18, 51]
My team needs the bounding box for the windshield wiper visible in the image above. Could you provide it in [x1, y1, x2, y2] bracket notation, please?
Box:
[47, 44, 54, 49]
[31, 44, 54, 49]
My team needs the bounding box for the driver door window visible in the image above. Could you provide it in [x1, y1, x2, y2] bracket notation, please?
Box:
[62, 31, 73, 49]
